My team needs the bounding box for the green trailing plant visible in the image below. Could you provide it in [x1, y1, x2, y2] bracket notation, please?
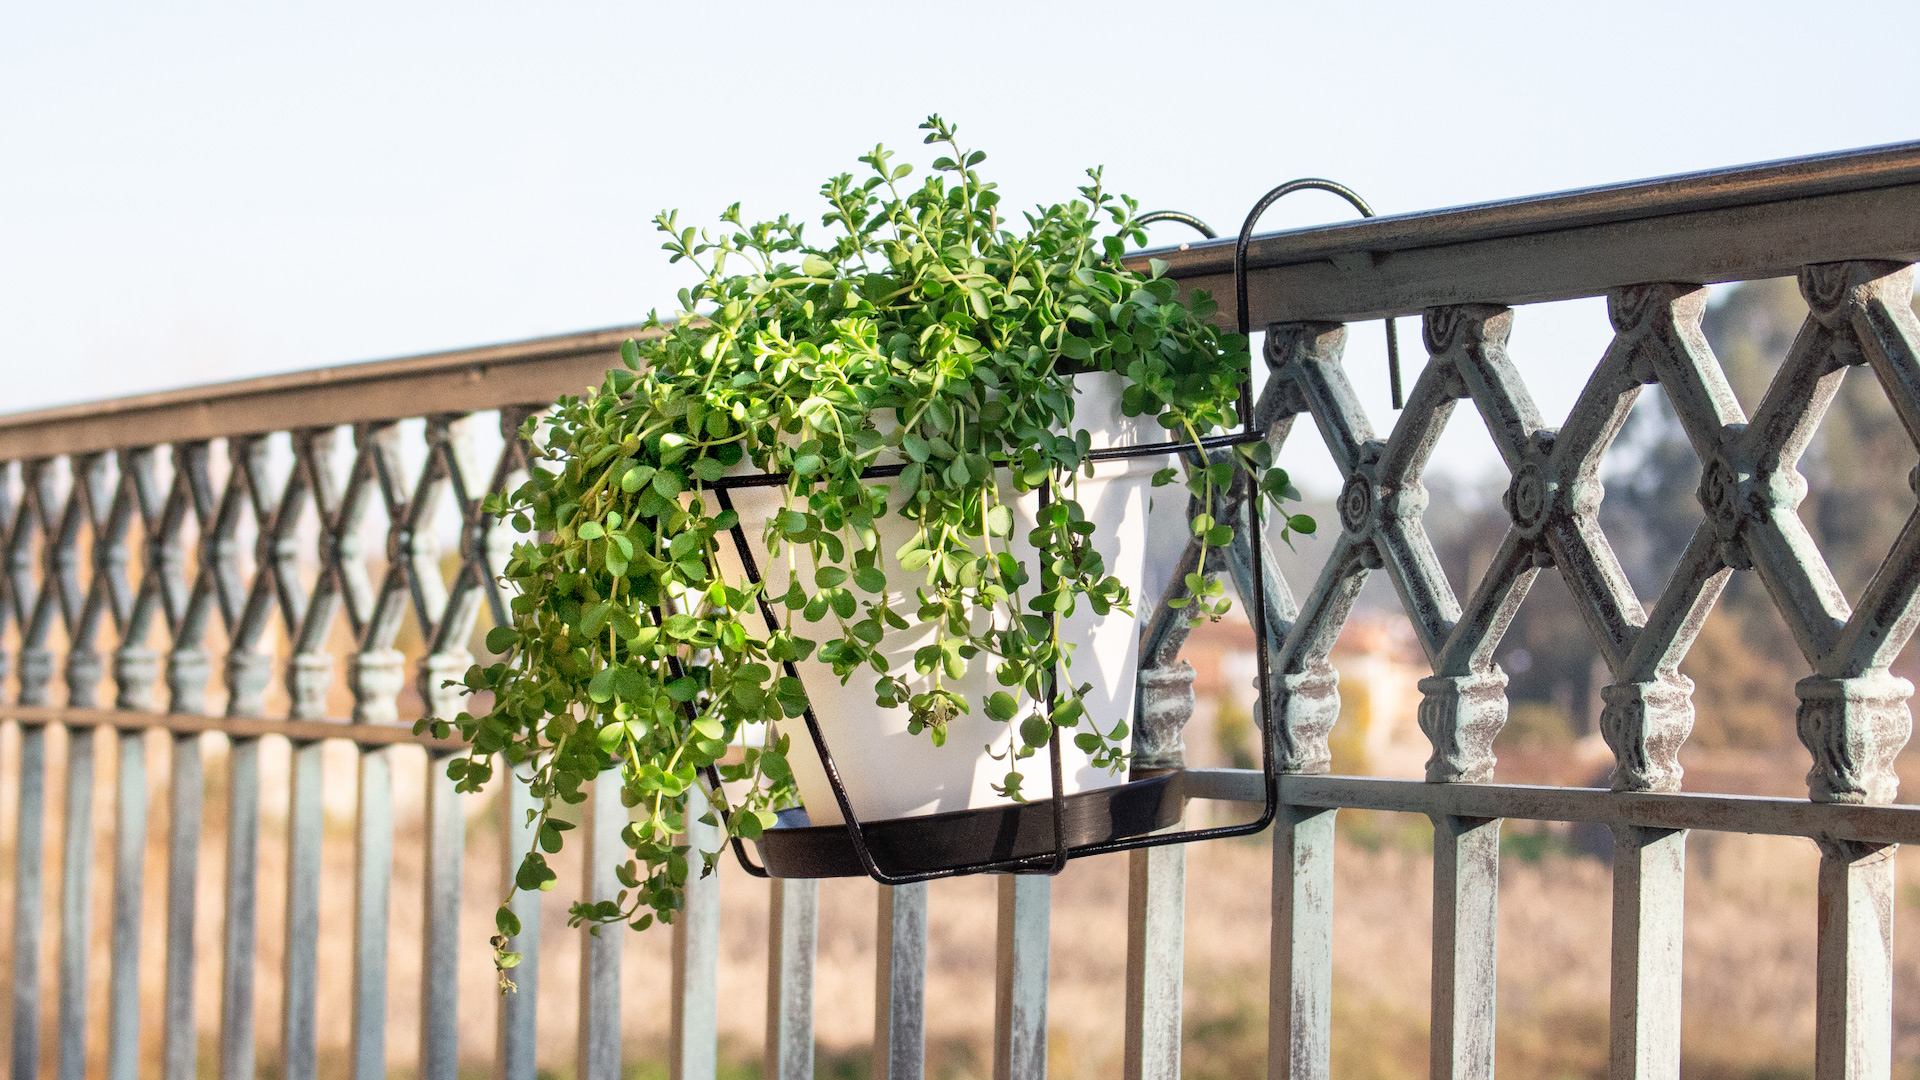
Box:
[426, 117, 1313, 986]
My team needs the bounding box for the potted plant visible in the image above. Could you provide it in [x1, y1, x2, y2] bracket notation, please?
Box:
[428, 117, 1311, 977]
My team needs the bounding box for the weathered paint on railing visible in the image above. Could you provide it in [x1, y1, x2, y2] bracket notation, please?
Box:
[874, 884, 928, 1080]
[219, 737, 260, 1080]
[53, 728, 95, 1080]
[1271, 806, 1335, 1080]
[1124, 845, 1184, 1080]
[1, 140, 1919, 1080]
[993, 875, 1050, 1080]
[281, 739, 325, 1080]
[9, 727, 44, 1080]
[420, 751, 466, 1080]
[160, 733, 200, 1080]
[1610, 825, 1685, 1079]
[104, 729, 145, 1080]
[351, 745, 395, 1080]
[766, 879, 818, 1080]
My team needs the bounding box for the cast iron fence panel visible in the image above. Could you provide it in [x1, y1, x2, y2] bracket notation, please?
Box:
[1, 140, 1919, 1080]
[1229, 262, 1920, 1080]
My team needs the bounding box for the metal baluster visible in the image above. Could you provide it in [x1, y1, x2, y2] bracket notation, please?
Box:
[578, 769, 623, 1080]
[0, 473, 26, 1080]
[22, 457, 85, 714]
[766, 879, 817, 1080]
[281, 739, 325, 1080]
[284, 428, 337, 1080]
[222, 436, 276, 720]
[1124, 845, 1184, 1080]
[104, 444, 160, 1080]
[69, 450, 120, 716]
[416, 416, 483, 1078]
[352, 745, 393, 1080]
[105, 727, 148, 1080]
[421, 414, 482, 734]
[1271, 806, 1336, 1080]
[163, 733, 203, 1080]
[351, 422, 412, 729]
[874, 883, 927, 1080]
[162, 441, 217, 721]
[497, 763, 540, 1080]
[993, 875, 1050, 1080]
[1609, 826, 1685, 1080]
[420, 751, 465, 1080]
[1431, 814, 1500, 1080]
[10, 723, 46, 1080]
[1776, 262, 1920, 1080]
[1814, 840, 1895, 1080]
[670, 785, 719, 1080]
[54, 725, 96, 1080]
[220, 736, 261, 1080]
[63, 450, 126, 1075]
[1126, 541, 1200, 1080]
[112, 446, 164, 717]
[288, 427, 341, 727]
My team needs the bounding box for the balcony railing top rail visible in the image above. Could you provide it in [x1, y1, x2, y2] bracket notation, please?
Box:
[0, 323, 655, 459]
[1131, 137, 1920, 323]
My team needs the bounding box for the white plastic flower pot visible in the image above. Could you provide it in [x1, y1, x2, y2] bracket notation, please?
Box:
[720, 372, 1170, 826]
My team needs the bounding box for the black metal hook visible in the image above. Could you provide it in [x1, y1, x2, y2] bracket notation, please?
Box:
[1234, 179, 1403, 411]
[1134, 210, 1218, 240]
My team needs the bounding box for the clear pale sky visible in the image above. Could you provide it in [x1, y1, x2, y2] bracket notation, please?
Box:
[5, 0, 1918, 490]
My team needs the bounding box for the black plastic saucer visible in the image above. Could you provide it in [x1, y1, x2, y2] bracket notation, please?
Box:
[751, 772, 1182, 878]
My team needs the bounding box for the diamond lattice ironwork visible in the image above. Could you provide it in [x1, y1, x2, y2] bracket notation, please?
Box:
[1195, 261, 1920, 805]
[0, 408, 540, 728]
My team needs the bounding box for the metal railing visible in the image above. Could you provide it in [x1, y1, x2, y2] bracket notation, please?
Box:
[5, 139, 1920, 1080]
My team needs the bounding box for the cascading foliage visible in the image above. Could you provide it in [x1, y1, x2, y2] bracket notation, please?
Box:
[426, 117, 1312, 987]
